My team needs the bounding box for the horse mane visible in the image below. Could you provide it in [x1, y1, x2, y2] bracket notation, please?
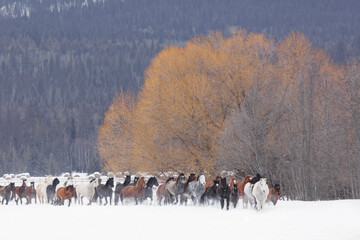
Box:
[166, 177, 175, 183]
[146, 177, 155, 188]
[105, 178, 113, 186]
[52, 178, 59, 187]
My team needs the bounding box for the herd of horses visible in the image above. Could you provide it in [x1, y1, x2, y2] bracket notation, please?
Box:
[0, 173, 281, 210]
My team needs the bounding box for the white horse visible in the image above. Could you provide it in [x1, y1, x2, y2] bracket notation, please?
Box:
[36, 176, 52, 203]
[186, 174, 206, 205]
[76, 178, 99, 205]
[244, 178, 269, 211]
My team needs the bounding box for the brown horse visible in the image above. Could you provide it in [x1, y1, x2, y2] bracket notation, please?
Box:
[25, 182, 37, 204]
[12, 179, 27, 205]
[267, 183, 280, 205]
[156, 183, 166, 205]
[238, 175, 251, 198]
[120, 177, 146, 205]
[56, 185, 77, 207]
[204, 176, 221, 192]
[229, 178, 238, 191]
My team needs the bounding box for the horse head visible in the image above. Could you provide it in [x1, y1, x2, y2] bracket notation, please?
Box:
[53, 178, 60, 187]
[124, 175, 131, 185]
[9, 182, 15, 190]
[213, 180, 219, 188]
[187, 173, 196, 184]
[233, 183, 238, 192]
[147, 177, 159, 188]
[220, 177, 227, 187]
[258, 178, 268, 193]
[137, 177, 146, 188]
[177, 173, 187, 185]
[66, 185, 74, 191]
[106, 178, 114, 188]
[198, 174, 206, 185]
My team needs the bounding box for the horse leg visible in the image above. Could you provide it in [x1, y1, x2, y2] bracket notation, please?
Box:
[220, 198, 224, 209]
[68, 199, 71, 207]
[115, 193, 119, 205]
[226, 197, 230, 210]
[135, 198, 138, 205]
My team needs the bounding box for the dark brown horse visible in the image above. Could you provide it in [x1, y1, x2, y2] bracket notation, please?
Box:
[56, 185, 77, 207]
[12, 179, 27, 205]
[267, 183, 280, 205]
[1, 183, 15, 205]
[120, 177, 146, 205]
[204, 176, 221, 192]
[25, 182, 37, 204]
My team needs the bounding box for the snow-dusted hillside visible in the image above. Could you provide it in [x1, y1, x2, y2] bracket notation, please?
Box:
[0, 200, 359, 240]
[0, 0, 106, 18]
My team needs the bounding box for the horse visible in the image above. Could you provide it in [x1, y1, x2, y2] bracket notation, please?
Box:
[244, 178, 269, 210]
[204, 176, 221, 192]
[25, 182, 37, 204]
[165, 173, 187, 205]
[12, 179, 27, 205]
[217, 177, 230, 210]
[114, 175, 131, 205]
[156, 177, 175, 205]
[96, 177, 114, 205]
[186, 174, 206, 205]
[120, 177, 146, 205]
[56, 185, 77, 207]
[144, 177, 159, 202]
[238, 175, 251, 198]
[200, 180, 219, 205]
[36, 176, 52, 203]
[46, 178, 60, 204]
[229, 177, 238, 190]
[230, 183, 239, 208]
[156, 183, 166, 205]
[267, 183, 280, 206]
[76, 178, 99, 205]
[1, 182, 14, 205]
[129, 176, 139, 186]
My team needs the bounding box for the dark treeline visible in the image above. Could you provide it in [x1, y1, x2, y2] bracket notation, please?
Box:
[0, 0, 360, 175]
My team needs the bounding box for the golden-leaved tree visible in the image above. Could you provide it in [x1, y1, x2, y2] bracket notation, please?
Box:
[97, 30, 360, 200]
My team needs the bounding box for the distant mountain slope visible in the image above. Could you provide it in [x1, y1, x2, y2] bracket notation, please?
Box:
[0, 0, 359, 175]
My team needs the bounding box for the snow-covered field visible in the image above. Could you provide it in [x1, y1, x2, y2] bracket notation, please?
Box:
[1, 200, 359, 240]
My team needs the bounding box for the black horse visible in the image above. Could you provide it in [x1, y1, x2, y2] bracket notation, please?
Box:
[2, 182, 15, 205]
[200, 180, 219, 205]
[46, 178, 60, 204]
[114, 175, 131, 205]
[144, 177, 159, 202]
[96, 177, 114, 205]
[230, 183, 239, 208]
[217, 177, 230, 210]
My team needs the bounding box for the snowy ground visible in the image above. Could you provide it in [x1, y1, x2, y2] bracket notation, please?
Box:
[0, 200, 359, 240]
